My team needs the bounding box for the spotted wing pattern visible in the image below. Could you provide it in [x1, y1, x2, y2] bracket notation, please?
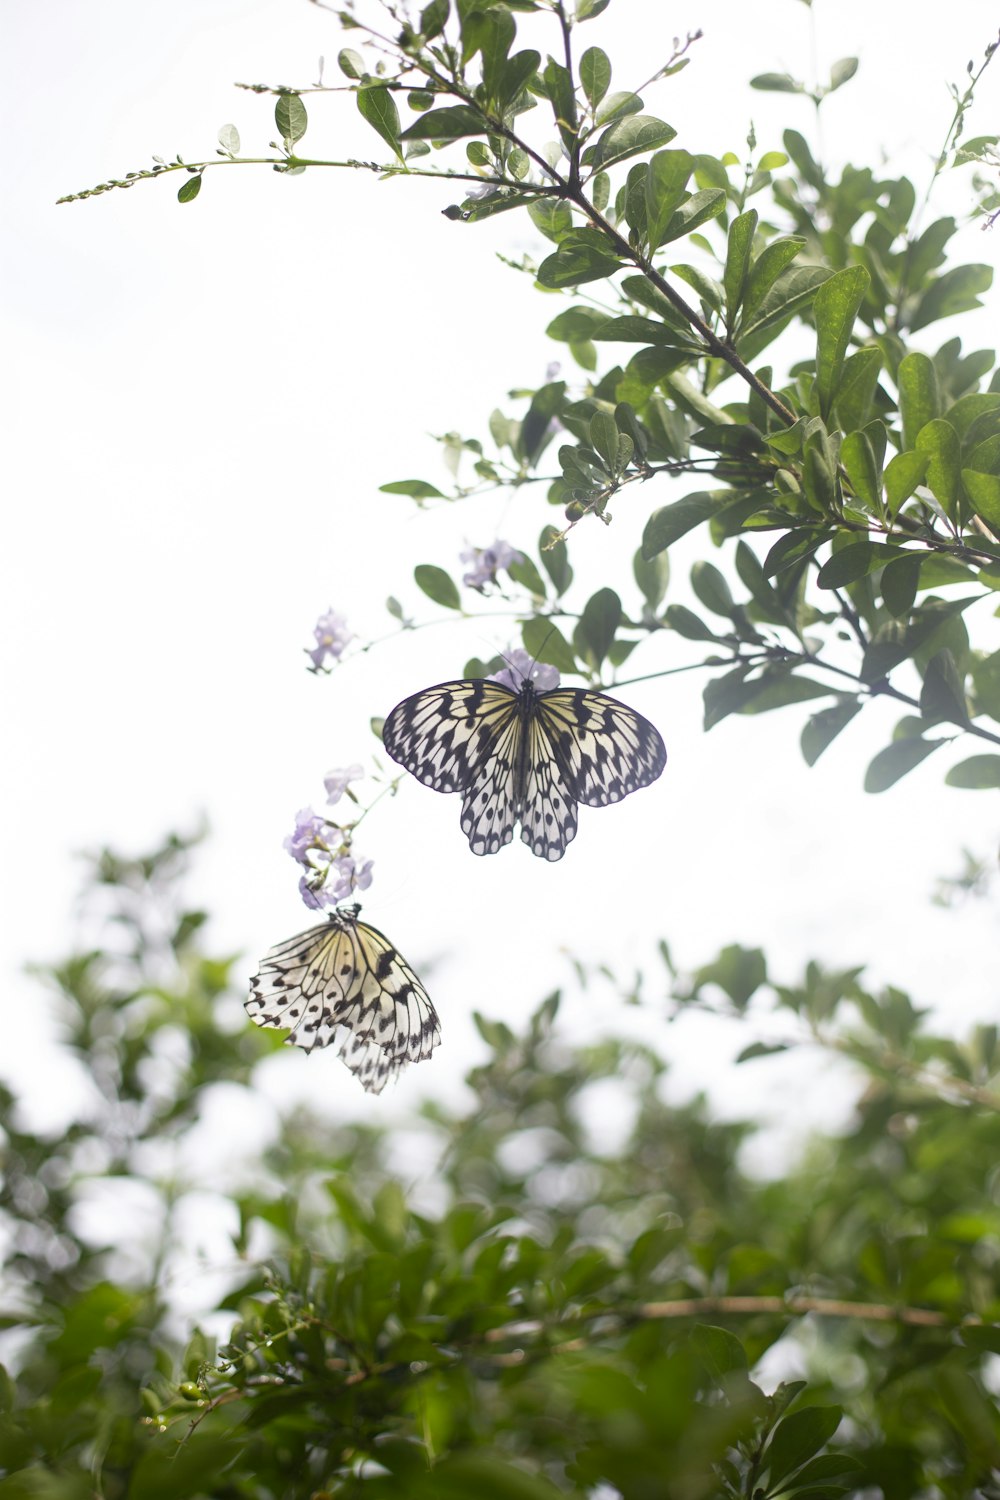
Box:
[459, 708, 521, 855]
[246, 905, 440, 1095]
[534, 689, 667, 808]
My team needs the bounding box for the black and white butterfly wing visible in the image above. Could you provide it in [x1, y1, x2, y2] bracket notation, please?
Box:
[535, 689, 667, 809]
[246, 908, 441, 1095]
[383, 680, 517, 792]
[384, 679, 523, 856]
[518, 710, 580, 861]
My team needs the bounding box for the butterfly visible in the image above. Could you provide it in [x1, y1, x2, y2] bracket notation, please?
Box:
[246, 904, 441, 1095]
[382, 676, 666, 861]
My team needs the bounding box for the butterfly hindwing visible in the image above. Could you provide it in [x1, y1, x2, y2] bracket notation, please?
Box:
[460, 708, 521, 855]
[519, 710, 579, 860]
[246, 906, 440, 1095]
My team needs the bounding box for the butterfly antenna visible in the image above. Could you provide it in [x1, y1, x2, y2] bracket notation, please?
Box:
[527, 624, 558, 681]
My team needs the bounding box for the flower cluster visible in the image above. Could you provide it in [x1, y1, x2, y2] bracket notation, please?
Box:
[307, 608, 354, 672]
[284, 803, 373, 911]
[460, 539, 523, 592]
[490, 648, 559, 692]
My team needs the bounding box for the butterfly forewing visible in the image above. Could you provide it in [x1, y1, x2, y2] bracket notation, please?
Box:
[246, 906, 440, 1095]
[536, 690, 667, 806]
[383, 680, 519, 792]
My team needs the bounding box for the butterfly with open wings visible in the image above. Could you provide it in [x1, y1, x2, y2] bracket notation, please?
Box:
[382, 663, 666, 862]
[246, 904, 440, 1095]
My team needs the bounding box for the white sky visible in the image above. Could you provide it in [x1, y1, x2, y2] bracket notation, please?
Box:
[4, 0, 1000, 1166]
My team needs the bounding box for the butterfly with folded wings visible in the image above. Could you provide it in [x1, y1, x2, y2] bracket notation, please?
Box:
[246, 904, 440, 1095]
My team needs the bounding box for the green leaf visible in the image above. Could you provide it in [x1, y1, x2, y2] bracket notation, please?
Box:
[829, 55, 859, 90]
[275, 93, 308, 145]
[814, 265, 870, 421]
[840, 429, 880, 509]
[690, 944, 767, 1006]
[579, 46, 611, 106]
[217, 123, 240, 154]
[692, 1324, 748, 1382]
[539, 525, 572, 595]
[898, 351, 939, 451]
[499, 50, 542, 108]
[834, 346, 882, 433]
[739, 268, 826, 348]
[763, 1406, 843, 1487]
[589, 410, 621, 470]
[946, 754, 1000, 789]
[722, 210, 757, 325]
[587, 114, 677, 170]
[641, 491, 718, 557]
[801, 698, 862, 765]
[655, 188, 726, 246]
[338, 48, 366, 78]
[414, 563, 461, 609]
[576, 587, 621, 667]
[666, 604, 722, 641]
[469, 6, 515, 100]
[634, 547, 669, 610]
[883, 449, 929, 511]
[915, 419, 961, 518]
[177, 174, 202, 203]
[357, 86, 402, 156]
[400, 104, 488, 141]
[963, 468, 1000, 531]
[529, 198, 574, 244]
[762, 528, 828, 578]
[379, 478, 447, 500]
[419, 0, 449, 40]
[541, 57, 577, 151]
[920, 648, 968, 724]
[521, 616, 577, 675]
[751, 71, 804, 93]
[645, 149, 693, 252]
[737, 672, 833, 715]
[427, 1454, 565, 1499]
[739, 237, 805, 329]
[881, 554, 921, 617]
[507, 555, 547, 598]
[691, 561, 734, 617]
[910, 263, 993, 333]
[816, 542, 874, 589]
[537, 233, 622, 289]
[864, 736, 942, 792]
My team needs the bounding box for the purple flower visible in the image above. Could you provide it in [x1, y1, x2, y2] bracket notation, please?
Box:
[461, 540, 523, 592]
[545, 360, 562, 381]
[307, 608, 354, 671]
[284, 807, 331, 868]
[323, 763, 364, 806]
[490, 648, 560, 693]
[299, 854, 374, 911]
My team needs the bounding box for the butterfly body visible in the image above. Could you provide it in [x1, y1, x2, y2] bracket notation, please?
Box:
[383, 677, 666, 861]
[246, 904, 440, 1094]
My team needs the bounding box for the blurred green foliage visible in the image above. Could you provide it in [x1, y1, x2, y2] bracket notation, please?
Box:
[2, 834, 1000, 1497]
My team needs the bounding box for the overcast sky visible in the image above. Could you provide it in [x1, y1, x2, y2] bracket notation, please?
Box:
[4, 0, 1000, 1162]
